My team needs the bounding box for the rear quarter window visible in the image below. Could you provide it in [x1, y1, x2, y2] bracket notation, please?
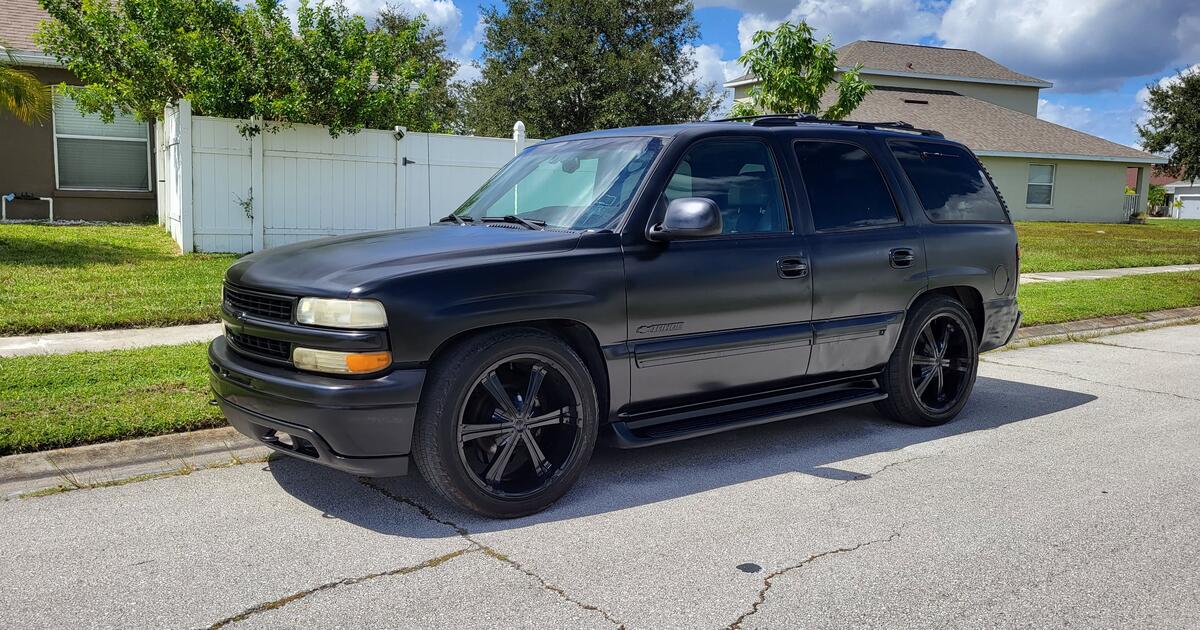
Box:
[889, 140, 1009, 223]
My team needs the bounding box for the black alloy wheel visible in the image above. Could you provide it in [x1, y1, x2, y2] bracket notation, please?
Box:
[456, 355, 584, 499]
[909, 314, 974, 414]
[412, 328, 599, 518]
[877, 295, 979, 426]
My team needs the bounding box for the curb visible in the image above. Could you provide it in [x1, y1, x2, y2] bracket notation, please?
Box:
[1007, 306, 1200, 348]
[0, 426, 269, 499]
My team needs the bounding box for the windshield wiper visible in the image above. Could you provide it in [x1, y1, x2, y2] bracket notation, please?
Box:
[481, 215, 545, 230]
[438, 214, 474, 225]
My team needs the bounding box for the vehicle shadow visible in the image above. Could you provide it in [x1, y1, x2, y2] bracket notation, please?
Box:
[269, 376, 1096, 536]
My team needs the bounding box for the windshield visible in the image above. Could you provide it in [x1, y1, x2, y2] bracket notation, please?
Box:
[453, 137, 661, 230]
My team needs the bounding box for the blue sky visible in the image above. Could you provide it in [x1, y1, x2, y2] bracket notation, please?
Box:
[338, 0, 1199, 149]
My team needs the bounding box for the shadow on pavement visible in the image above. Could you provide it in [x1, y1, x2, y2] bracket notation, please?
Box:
[270, 376, 1096, 535]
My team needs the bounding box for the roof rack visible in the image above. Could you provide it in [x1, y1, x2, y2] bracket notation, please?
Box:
[708, 113, 944, 138]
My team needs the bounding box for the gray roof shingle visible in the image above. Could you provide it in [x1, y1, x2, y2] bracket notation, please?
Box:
[0, 0, 50, 52]
[727, 40, 1050, 87]
[823, 86, 1160, 162]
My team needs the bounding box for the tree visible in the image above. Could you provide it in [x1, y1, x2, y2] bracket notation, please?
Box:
[0, 56, 50, 124]
[1138, 68, 1200, 182]
[730, 21, 871, 120]
[464, 0, 720, 138]
[35, 0, 459, 135]
[1148, 184, 1166, 210]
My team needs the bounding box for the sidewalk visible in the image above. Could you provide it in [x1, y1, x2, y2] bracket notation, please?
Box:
[1020, 263, 1200, 284]
[0, 322, 220, 358]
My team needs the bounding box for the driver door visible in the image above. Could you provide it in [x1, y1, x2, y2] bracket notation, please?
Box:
[622, 137, 814, 409]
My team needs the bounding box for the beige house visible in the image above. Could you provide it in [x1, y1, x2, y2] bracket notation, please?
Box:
[725, 41, 1167, 223]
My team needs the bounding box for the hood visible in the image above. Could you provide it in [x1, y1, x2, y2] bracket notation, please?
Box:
[226, 225, 582, 296]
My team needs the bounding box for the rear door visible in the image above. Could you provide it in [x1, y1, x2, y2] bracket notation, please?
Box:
[792, 138, 927, 375]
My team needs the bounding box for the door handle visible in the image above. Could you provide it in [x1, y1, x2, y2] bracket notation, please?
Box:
[777, 256, 809, 278]
[889, 248, 916, 269]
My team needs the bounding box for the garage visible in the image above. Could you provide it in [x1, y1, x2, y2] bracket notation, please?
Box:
[1178, 195, 1200, 219]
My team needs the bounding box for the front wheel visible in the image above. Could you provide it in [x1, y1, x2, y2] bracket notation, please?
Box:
[412, 328, 599, 518]
[876, 295, 979, 426]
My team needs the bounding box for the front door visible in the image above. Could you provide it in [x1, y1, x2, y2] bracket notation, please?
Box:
[623, 138, 813, 409]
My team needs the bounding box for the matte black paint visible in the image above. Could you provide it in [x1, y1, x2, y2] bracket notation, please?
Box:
[209, 121, 1020, 475]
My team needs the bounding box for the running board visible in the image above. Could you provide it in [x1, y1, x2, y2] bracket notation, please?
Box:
[605, 388, 887, 448]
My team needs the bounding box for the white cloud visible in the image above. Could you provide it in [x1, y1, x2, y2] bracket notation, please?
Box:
[1037, 98, 1094, 129]
[1136, 63, 1200, 126]
[264, 0, 466, 47]
[452, 59, 482, 84]
[354, 0, 463, 39]
[700, 0, 941, 53]
[939, 0, 1200, 92]
[457, 17, 488, 58]
[686, 43, 745, 115]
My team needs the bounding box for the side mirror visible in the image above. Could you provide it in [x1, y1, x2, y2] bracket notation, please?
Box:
[649, 197, 722, 241]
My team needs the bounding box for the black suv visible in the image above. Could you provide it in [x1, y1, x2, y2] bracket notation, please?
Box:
[210, 117, 1021, 517]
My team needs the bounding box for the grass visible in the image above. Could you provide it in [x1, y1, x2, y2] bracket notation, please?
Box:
[1016, 220, 1200, 273]
[0, 342, 224, 455]
[0, 223, 237, 336]
[1, 270, 1197, 456]
[1019, 271, 1200, 326]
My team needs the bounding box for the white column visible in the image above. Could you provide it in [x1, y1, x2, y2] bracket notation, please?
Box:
[250, 118, 265, 252]
[513, 121, 526, 156]
[177, 99, 194, 253]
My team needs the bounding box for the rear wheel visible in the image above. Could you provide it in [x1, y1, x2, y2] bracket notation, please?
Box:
[413, 328, 598, 518]
[876, 295, 978, 426]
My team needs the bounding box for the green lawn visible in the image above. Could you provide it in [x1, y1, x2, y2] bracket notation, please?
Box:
[1016, 220, 1200, 273]
[4, 270, 1199, 455]
[0, 223, 237, 336]
[1019, 271, 1200, 326]
[0, 343, 224, 455]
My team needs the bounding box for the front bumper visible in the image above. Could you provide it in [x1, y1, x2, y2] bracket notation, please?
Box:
[208, 337, 425, 477]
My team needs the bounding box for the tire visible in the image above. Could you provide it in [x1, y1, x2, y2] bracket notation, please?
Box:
[412, 327, 599, 518]
[876, 295, 979, 426]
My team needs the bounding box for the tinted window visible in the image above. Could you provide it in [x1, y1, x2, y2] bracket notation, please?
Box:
[664, 140, 789, 235]
[890, 140, 1008, 222]
[794, 142, 899, 231]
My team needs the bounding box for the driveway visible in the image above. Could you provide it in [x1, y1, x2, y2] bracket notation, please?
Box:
[2, 325, 1199, 629]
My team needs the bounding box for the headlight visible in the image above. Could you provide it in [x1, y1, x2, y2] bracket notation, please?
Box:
[293, 347, 392, 374]
[296, 298, 387, 329]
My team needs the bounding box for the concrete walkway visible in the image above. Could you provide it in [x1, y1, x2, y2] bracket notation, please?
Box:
[0, 322, 220, 358]
[1020, 263, 1200, 284]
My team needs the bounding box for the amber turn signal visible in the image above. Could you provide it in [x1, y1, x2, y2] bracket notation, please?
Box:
[292, 347, 391, 375]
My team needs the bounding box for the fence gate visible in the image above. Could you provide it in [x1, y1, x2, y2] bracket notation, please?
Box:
[160, 100, 529, 253]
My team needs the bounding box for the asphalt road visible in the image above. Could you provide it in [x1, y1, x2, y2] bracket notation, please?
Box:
[2, 325, 1199, 630]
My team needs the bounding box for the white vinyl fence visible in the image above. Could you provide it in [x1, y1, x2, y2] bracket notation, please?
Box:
[156, 100, 531, 253]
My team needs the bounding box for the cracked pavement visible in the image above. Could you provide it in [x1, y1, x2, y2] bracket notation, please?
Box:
[3, 324, 1200, 629]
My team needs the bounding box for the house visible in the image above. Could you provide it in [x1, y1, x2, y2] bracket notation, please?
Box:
[725, 40, 1167, 223]
[1162, 180, 1200, 219]
[0, 0, 155, 222]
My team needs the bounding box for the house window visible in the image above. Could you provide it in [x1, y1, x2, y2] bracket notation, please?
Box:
[1026, 163, 1055, 207]
[53, 92, 150, 191]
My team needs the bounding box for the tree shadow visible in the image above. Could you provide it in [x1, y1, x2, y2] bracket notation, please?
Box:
[269, 376, 1096, 536]
[0, 231, 157, 267]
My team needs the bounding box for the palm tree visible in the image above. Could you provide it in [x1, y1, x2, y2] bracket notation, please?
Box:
[1, 44, 51, 124]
